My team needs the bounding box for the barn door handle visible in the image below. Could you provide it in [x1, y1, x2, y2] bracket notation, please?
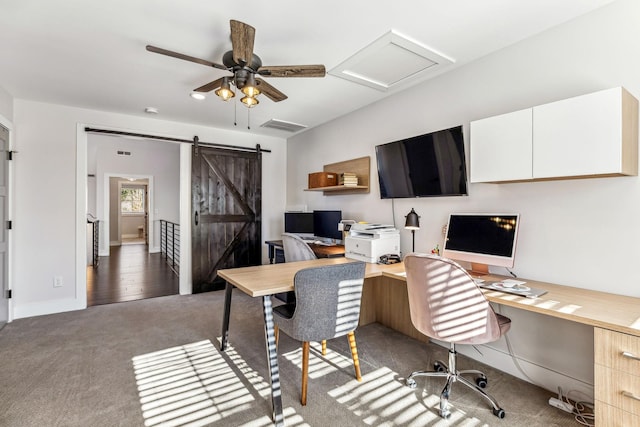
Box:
[195, 211, 199, 226]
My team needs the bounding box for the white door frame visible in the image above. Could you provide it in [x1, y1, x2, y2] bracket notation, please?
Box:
[75, 124, 192, 310]
[104, 175, 153, 254]
[0, 113, 12, 323]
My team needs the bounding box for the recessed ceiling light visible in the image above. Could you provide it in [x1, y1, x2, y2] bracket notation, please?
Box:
[144, 107, 159, 114]
[190, 92, 206, 100]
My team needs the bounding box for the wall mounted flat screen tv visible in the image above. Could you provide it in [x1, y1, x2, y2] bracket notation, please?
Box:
[375, 125, 468, 199]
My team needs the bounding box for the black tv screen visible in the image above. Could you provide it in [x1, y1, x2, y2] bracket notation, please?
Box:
[375, 125, 468, 199]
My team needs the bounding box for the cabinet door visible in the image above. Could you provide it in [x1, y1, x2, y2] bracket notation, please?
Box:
[532, 88, 623, 179]
[470, 108, 533, 182]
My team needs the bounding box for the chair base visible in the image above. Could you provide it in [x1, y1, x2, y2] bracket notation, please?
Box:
[405, 343, 505, 419]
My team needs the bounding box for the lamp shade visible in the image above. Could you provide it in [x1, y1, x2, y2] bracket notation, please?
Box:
[405, 208, 420, 230]
[215, 77, 235, 101]
[241, 73, 261, 98]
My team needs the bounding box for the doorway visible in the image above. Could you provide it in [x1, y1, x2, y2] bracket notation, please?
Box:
[85, 134, 182, 306]
[117, 179, 148, 246]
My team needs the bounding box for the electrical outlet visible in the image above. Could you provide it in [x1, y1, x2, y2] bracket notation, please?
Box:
[53, 276, 63, 288]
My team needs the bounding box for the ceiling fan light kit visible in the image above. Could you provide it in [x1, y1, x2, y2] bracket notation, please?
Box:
[147, 19, 325, 110]
[215, 77, 235, 101]
[241, 74, 260, 98]
[241, 96, 259, 108]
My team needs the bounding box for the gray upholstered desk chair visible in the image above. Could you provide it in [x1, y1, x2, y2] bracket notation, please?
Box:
[403, 253, 511, 419]
[273, 261, 366, 405]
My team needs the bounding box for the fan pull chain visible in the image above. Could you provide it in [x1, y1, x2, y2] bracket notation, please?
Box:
[234, 101, 237, 127]
[247, 107, 251, 130]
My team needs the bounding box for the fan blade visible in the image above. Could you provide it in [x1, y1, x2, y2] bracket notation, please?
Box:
[146, 45, 227, 71]
[194, 77, 226, 93]
[258, 65, 326, 78]
[256, 78, 288, 102]
[230, 20, 255, 66]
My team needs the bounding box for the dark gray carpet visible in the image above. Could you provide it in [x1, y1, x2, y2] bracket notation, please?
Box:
[0, 290, 579, 426]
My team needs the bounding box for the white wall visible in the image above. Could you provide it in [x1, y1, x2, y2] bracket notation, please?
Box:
[0, 85, 13, 123]
[287, 0, 640, 398]
[89, 135, 180, 252]
[12, 100, 286, 319]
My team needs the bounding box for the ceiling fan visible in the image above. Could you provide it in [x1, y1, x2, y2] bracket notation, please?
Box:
[146, 19, 326, 107]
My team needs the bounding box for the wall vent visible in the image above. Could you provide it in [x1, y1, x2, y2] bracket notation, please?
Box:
[260, 119, 307, 133]
[117, 150, 132, 156]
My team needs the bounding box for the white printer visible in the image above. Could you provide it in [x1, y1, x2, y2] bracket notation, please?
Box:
[345, 223, 400, 263]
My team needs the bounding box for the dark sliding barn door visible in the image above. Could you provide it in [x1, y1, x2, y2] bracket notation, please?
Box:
[192, 145, 262, 293]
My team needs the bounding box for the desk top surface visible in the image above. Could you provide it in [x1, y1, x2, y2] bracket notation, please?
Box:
[265, 239, 345, 258]
[217, 259, 640, 337]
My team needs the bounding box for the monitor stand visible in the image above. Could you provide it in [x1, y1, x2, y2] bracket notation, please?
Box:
[469, 263, 490, 276]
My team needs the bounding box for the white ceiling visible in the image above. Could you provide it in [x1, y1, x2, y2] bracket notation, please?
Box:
[0, 0, 617, 138]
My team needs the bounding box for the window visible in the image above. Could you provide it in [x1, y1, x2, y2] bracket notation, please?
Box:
[121, 187, 145, 213]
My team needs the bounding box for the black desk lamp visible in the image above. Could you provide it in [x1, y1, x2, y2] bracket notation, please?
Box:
[404, 208, 420, 252]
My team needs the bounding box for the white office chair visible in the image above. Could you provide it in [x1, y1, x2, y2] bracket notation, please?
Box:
[276, 233, 318, 305]
[282, 233, 317, 262]
[403, 253, 511, 419]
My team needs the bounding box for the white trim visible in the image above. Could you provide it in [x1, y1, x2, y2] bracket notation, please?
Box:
[112, 177, 152, 251]
[179, 143, 192, 295]
[14, 297, 85, 319]
[103, 175, 154, 253]
[76, 123, 192, 315]
[75, 125, 88, 309]
[0, 113, 13, 323]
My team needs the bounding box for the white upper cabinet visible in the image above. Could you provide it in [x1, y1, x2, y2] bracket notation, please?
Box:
[470, 87, 638, 183]
[470, 108, 533, 183]
[533, 87, 637, 179]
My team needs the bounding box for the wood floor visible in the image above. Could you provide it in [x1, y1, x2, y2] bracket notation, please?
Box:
[86, 244, 179, 306]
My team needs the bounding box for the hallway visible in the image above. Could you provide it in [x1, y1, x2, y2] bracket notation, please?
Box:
[86, 244, 179, 306]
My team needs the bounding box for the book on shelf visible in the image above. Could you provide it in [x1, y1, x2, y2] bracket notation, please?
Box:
[340, 172, 358, 186]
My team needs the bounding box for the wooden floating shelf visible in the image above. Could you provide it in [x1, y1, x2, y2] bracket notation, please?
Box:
[304, 156, 370, 195]
[304, 185, 369, 192]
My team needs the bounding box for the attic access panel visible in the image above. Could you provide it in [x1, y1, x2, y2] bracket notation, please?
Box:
[329, 30, 454, 91]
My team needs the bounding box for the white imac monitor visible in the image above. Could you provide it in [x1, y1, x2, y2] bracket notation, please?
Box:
[442, 213, 520, 275]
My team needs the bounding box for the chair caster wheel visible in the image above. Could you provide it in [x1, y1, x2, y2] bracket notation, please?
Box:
[476, 376, 488, 388]
[440, 409, 452, 419]
[434, 362, 445, 372]
[493, 408, 505, 419]
[405, 378, 417, 389]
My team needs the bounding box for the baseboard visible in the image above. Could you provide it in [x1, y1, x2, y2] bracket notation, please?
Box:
[14, 297, 86, 320]
[430, 338, 594, 400]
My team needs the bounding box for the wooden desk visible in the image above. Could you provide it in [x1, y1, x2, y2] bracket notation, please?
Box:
[265, 240, 345, 264]
[375, 264, 640, 427]
[218, 259, 640, 427]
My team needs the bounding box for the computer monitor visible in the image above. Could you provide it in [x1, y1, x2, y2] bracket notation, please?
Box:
[284, 212, 314, 237]
[442, 213, 520, 274]
[313, 210, 342, 240]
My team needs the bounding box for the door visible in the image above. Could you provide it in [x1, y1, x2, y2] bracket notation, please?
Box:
[192, 146, 262, 293]
[0, 125, 9, 329]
